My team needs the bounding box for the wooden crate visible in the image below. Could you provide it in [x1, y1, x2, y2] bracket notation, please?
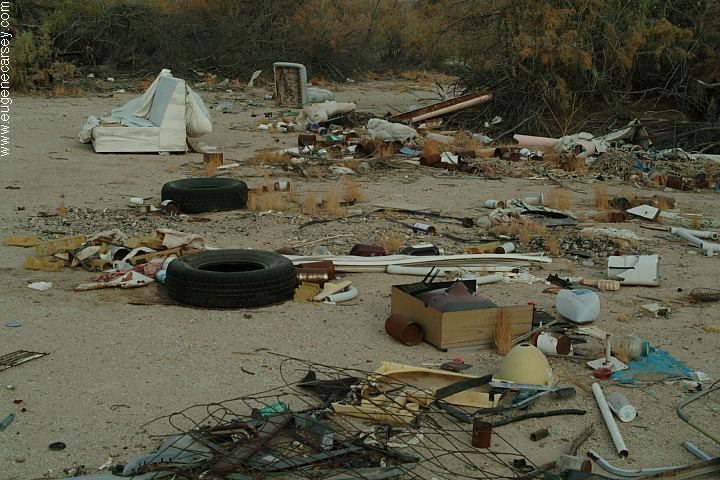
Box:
[390, 282, 533, 350]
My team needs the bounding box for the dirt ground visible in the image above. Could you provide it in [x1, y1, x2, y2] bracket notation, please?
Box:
[1, 77, 720, 480]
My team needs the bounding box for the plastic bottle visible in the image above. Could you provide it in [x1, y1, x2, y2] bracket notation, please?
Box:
[555, 289, 600, 323]
[612, 334, 649, 362]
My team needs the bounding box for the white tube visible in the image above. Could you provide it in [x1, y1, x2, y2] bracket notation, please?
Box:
[473, 274, 505, 285]
[700, 241, 720, 253]
[592, 383, 628, 458]
[325, 286, 358, 303]
[672, 228, 704, 246]
[386, 265, 516, 276]
[670, 227, 719, 240]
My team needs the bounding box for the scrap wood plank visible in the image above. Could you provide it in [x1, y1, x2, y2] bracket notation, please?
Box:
[35, 235, 85, 256]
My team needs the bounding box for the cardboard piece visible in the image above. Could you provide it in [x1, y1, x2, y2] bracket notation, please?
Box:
[390, 281, 533, 349]
[35, 235, 85, 256]
[4, 234, 38, 247]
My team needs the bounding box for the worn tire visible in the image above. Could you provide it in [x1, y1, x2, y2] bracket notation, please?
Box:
[165, 249, 297, 308]
[161, 178, 248, 214]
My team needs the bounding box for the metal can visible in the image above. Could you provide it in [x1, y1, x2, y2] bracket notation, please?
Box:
[411, 223, 436, 234]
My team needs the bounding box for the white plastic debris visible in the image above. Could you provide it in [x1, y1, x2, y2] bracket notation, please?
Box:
[28, 282, 53, 291]
[366, 118, 417, 142]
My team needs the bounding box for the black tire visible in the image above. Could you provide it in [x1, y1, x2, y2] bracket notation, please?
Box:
[165, 249, 297, 308]
[161, 178, 248, 214]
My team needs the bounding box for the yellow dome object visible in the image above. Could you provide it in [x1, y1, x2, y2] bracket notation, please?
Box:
[493, 343, 553, 385]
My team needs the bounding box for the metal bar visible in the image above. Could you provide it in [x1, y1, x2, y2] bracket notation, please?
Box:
[682, 441, 712, 461]
[587, 448, 681, 477]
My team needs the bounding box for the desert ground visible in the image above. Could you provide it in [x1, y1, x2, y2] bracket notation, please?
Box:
[1, 76, 719, 479]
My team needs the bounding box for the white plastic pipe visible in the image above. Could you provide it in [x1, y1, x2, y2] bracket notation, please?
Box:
[670, 227, 719, 240]
[325, 286, 358, 303]
[672, 228, 703, 246]
[592, 383, 628, 458]
[385, 265, 516, 276]
[700, 241, 720, 256]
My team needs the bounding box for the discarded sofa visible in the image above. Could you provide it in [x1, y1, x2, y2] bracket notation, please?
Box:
[79, 69, 212, 153]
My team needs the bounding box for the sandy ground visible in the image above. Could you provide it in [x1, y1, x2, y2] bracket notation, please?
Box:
[1, 78, 720, 479]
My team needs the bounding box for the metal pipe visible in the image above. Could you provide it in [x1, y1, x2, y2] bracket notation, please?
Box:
[592, 383, 628, 458]
[677, 385, 720, 444]
[682, 441, 712, 461]
[587, 448, 683, 477]
[670, 227, 719, 240]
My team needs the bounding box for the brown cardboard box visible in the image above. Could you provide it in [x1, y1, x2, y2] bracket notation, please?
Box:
[390, 280, 533, 350]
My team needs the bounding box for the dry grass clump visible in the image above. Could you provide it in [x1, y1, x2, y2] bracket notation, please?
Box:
[377, 231, 404, 254]
[343, 178, 364, 202]
[321, 189, 343, 216]
[543, 188, 571, 210]
[246, 191, 288, 212]
[653, 195, 676, 210]
[594, 186, 611, 209]
[50, 83, 81, 96]
[251, 149, 290, 165]
[493, 315, 512, 354]
[373, 143, 396, 159]
[545, 235, 560, 255]
[452, 131, 485, 152]
[302, 192, 318, 215]
[422, 139, 440, 156]
[57, 201, 67, 217]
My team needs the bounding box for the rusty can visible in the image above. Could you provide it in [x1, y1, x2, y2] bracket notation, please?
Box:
[556, 454, 592, 473]
[349, 244, 386, 257]
[296, 260, 335, 279]
[384, 314, 423, 346]
[420, 153, 441, 166]
[274, 181, 290, 191]
[531, 331, 572, 355]
[296, 269, 330, 286]
[411, 223, 436, 234]
[161, 199, 179, 214]
[665, 175, 684, 190]
[298, 133, 316, 146]
[472, 419, 492, 448]
[455, 149, 477, 159]
[530, 428, 549, 441]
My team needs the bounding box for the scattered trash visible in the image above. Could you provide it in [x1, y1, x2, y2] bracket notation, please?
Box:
[48, 442, 67, 451]
[27, 282, 53, 291]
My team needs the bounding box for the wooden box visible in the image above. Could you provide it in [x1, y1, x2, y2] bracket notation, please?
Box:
[390, 281, 533, 350]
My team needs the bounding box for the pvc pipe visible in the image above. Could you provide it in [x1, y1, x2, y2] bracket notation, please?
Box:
[670, 227, 719, 240]
[410, 94, 492, 123]
[473, 274, 506, 285]
[700, 241, 720, 256]
[591, 383, 628, 458]
[325, 286, 358, 303]
[673, 228, 704, 247]
[386, 265, 516, 276]
[513, 134, 557, 148]
[682, 441, 712, 461]
[587, 448, 683, 477]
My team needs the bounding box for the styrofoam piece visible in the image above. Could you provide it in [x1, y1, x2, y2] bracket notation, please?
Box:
[627, 204, 660, 220]
[607, 255, 660, 286]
